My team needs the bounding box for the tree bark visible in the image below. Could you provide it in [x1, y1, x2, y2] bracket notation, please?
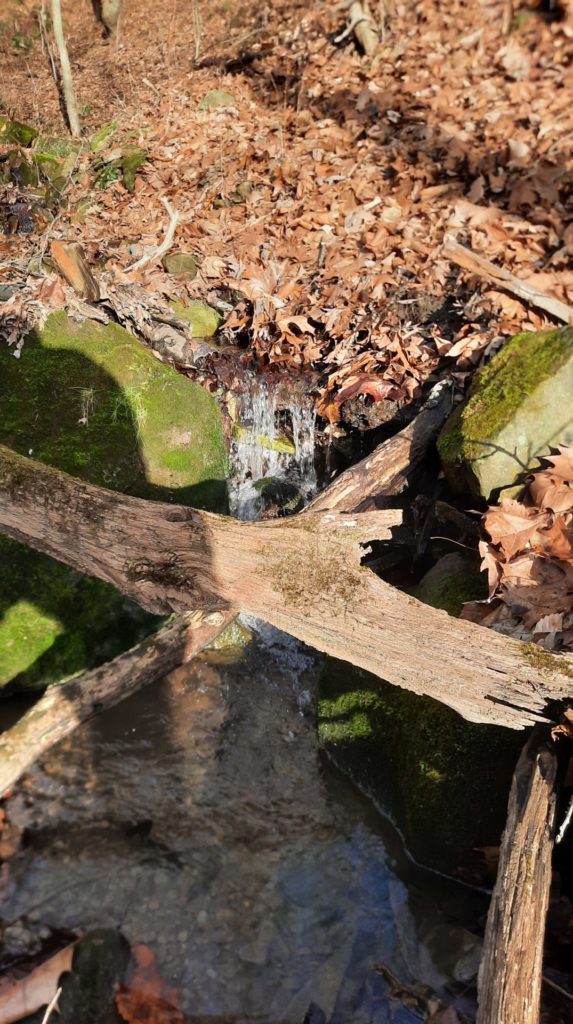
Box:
[2, 444, 573, 729]
[477, 726, 558, 1023]
[50, 0, 80, 138]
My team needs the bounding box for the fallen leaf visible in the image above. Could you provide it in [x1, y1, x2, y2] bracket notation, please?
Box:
[0, 945, 74, 1024]
[115, 945, 184, 1024]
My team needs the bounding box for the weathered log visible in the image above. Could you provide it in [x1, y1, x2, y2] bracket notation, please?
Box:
[477, 726, 558, 1023]
[0, 610, 235, 798]
[2, 445, 573, 729]
[0, 390, 448, 796]
[307, 380, 453, 513]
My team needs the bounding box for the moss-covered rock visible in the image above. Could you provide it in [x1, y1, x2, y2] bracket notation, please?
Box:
[0, 312, 228, 692]
[0, 116, 37, 146]
[317, 559, 521, 872]
[171, 300, 221, 338]
[438, 326, 573, 499]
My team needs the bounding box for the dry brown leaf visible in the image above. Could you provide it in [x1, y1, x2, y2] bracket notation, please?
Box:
[0, 945, 74, 1024]
[483, 500, 550, 561]
[530, 517, 573, 562]
[115, 945, 184, 1024]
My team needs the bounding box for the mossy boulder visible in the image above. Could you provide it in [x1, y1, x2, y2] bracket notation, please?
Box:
[171, 300, 221, 338]
[0, 312, 228, 692]
[317, 558, 521, 873]
[438, 327, 573, 499]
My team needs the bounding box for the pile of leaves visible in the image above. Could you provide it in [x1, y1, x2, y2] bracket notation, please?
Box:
[2, 0, 573, 426]
[463, 447, 573, 649]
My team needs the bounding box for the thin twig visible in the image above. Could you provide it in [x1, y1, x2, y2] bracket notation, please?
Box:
[542, 974, 573, 1002]
[41, 987, 62, 1024]
[50, 0, 80, 137]
[125, 197, 180, 273]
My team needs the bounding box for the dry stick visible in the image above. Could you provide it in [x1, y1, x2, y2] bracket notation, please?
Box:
[0, 610, 235, 798]
[477, 726, 558, 1024]
[50, 0, 80, 138]
[443, 235, 573, 324]
[41, 988, 62, 1024]
[125, 197, 180, 273]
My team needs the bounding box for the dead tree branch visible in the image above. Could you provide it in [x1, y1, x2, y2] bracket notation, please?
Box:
[2, 444, 573, 729]
[50, 0, 80, 138]
[307, 380, 453, 512]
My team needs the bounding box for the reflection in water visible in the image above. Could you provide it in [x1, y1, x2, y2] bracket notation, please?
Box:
[2, 627, 483, 1022]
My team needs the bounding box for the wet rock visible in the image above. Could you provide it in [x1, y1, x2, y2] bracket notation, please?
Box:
[0, 312, 228, 691]
[171, 299, 221, 337]
[317, 557, 521, 873]
[161, 252, 198, 279]
[232, 425, 295, 455]
[253, 475, 304, 515]
[438, 326, 573, 499]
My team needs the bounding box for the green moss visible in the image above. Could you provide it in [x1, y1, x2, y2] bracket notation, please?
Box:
[522, 641, 573, 681]
[0, 116, 37, 146]
[318, 561, 520, 871]
[415, 571, 487, 618]
[0, 312, 229, 690]
[171, 300, 222, 338]
[0, 537, 159, 691]
[318, 661, 521, 870]
[438, 327, 573, 469]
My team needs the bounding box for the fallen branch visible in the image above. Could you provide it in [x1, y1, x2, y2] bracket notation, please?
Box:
[443, 235, 573, 324]
[477, 726, 558, 1023]
[50, 0, 80, 138]
[0, 610, 234, 798]
[2, 445, 573, 730]
[0, 389, 448, 795]
[307, 380, 453, 512]
[125, 197, 180, 273]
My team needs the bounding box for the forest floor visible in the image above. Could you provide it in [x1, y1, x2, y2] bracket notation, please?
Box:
[2, 0, 573, 429]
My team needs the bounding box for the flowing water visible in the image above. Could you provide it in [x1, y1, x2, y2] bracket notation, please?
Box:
[1, 629, 482, 1022]
[0, 379, 484, 1021]
[229, 377, 318, 520]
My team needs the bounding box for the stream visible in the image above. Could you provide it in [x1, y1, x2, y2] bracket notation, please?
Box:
[1, 381, 485, 1022]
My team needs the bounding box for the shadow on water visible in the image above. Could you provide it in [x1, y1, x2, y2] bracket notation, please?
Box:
[2, 628, 485, 1023]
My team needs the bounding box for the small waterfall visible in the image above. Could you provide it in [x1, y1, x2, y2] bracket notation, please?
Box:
[229, 376, 317, 520]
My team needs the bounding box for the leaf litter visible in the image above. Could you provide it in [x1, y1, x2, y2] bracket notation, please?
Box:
[463, 448, 573, 651]
[1, 0, 573, 423]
